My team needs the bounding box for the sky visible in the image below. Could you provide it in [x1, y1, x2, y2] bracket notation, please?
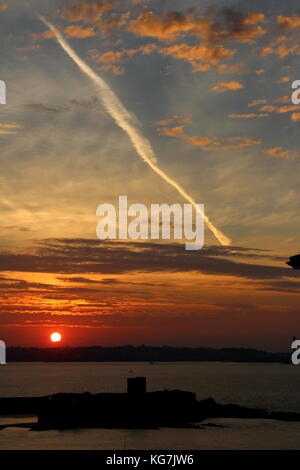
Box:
[0, 0, 300, 350]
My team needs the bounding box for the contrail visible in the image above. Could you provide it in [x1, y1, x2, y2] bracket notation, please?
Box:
[40, 16, 231, 246]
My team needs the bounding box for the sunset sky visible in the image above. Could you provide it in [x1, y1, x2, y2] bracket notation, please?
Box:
[1, 0, 300, 350]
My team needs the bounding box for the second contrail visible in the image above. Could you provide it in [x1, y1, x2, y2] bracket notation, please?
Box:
[40, 16, 231, 246]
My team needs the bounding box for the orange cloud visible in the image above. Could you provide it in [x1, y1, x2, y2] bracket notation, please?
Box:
[260, 104, 300, 114]
[157, 123, 261, 152]
[128, 8, 266, 45]
[277, 76, 290, 83]
[63, 0, 114, 23]
[153, 115, 192, 126]
[214, 63, 242, 73]
[248, 99, 267, 107]
[291, 113, 300, 122]
[229, 113, 268, 119]
[33, 25, 96, 40]
[218, 137, 261, 151]
[64, 25, 96, 38]
[158, 126, 185, 137]
[212, 9, 266, 44]
[139, 43, 157, 55]
[183, 135, 213, 147]
[209, 81, 244, 93]
[256, 35, 300, 59]
[256, 47, 273, 56]
[244, 13, 266, 25]
[158, 42, 234, 65]
[264, 147, 299, 160]
[277, 15, 300, 31]
[90, 44, 156, 69]
[260, 105, 276, 113]
[93, 50, 125, 64]
[32, 30, 55, 40]
[276, 44, 300, 58]
[274, 96, 290, 104]
[0, 123, 23, 135]
[98, 12, 130, 34]
[54, 5, 269, 74]
[128, 10, 195, 41]
[277, 105, 300, 113]
[0, 123, 23, 129]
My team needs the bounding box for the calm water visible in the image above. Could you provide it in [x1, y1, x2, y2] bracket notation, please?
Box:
[0, 362, 300, 449]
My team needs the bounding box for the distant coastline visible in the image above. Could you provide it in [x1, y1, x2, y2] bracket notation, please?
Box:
[5, 345, 290, 363]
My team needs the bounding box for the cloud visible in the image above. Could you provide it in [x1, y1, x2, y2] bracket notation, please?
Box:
[23, 103, 62, 113]
[248, 99, 267, 107]
[23, 97, 102, 114]
[2, 239, 299, 332]
[32, 30, 55, 40]
[33, 26, 97, 40]
[277, 76, 290, 83]
[0, 130, 17, 135]
[58, 276, 120, 284]
[128, 9, 196, 41]
[229, 113, 269, 119]
[127, 7, 266, 45]
[89, 44, 157, 73]
[205, 8, 266, 44]
[0, 123, 23, 135]
[259, 280, 300, 294]
[158, 125, 185, 137]
[264, 147, 300, 160]
[16, 45, 40, 52]
[156, 120, 261, 151]
[255, 46, 273, 56]
[277, 15, 300, 31]
[255, 34, 300, 59]
[274, 96, 290, 104]
[182, 135, 214, 147]
[209, 81, 244, 93]
[153, 115, 192, 126]
[63, 0, 114, 23]
[291, 113, 300, 122]
[158, 42, 235, 66]
[64, 25, 97, 38]
[101, 64, 124, 75]
[260, 104, 300, 114]
[0, 123, 22, 129]
[0, 239, 294, 281]
[92, 50, 125, 64]
[51, 4, 271, 74]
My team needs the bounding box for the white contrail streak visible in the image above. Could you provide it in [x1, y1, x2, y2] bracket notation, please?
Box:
[40, 16, 231, 246]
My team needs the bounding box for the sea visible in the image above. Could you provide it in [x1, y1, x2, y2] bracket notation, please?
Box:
[0, 362, 300, 450]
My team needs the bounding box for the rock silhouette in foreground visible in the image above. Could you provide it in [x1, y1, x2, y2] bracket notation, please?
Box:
[1, 377, 300, 430]
[286, 254, 300, 269]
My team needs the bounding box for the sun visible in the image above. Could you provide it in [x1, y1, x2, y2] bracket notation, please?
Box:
[50, 332, 62, 343]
